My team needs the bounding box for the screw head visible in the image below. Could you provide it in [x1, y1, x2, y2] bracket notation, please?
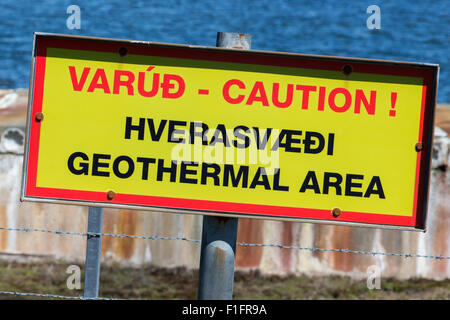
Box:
[332, 207, 341, 218]
[35, 112, 44, 122]
[106, 190, 116, 200]
[118, 46, 128, 56]
[342, 64, 353, 76]
[415, 142, 423, 152]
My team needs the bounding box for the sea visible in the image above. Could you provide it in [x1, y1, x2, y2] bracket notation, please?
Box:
[0, 0, 448, 102]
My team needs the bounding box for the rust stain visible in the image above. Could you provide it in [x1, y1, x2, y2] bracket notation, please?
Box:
[330, 226, 353, 272]
[432, 220, 448, 277]
[101, 208, 138, 260]
[115, 209, 137, 260]
[280, 222, 294, 272]
[0, 205, 8, 251]
[236, 218, 264, 268]
[431, 173, 450, 277]
[312, 224, 341, 269]
[100, 208, 114, 258]
[312, 224, 329, 261]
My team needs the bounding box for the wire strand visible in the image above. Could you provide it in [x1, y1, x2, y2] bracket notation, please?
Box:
[0, 226, 448, 260]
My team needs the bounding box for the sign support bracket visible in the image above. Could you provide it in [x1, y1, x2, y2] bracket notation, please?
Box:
[83, 206, 103, 299]
[197, 32, 251, 300]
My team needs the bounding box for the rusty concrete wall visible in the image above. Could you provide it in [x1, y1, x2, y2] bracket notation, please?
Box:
[0, 89, 449, 279]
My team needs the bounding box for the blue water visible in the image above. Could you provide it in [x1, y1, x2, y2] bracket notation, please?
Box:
[1, 0, 449, 102]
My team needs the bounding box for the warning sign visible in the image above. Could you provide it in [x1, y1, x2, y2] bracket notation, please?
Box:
[22, 33, 439, 230]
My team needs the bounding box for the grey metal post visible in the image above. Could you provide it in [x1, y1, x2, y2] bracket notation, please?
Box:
[197, 32, 251, 300]
[83, 206, 103, 299]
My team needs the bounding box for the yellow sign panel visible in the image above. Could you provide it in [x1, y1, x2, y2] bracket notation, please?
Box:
[22, 34, 438, 230]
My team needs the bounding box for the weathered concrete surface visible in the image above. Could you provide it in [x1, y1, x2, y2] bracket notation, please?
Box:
[0, 89, 449, 279]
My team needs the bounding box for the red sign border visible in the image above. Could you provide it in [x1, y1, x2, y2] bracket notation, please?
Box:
[22, 33, 439, 230]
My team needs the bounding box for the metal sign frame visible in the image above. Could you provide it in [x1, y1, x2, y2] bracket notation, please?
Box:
[21, 33, 439, 231]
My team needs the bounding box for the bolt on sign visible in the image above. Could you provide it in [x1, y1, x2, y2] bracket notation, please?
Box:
[22, 33, 439, 230]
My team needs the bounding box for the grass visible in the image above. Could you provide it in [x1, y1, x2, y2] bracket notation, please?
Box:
[0, 259, 448, 300]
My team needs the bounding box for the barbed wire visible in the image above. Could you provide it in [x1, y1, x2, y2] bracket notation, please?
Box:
[236, 242, 450, 260]
[0, 226, 201, 242]
[0, 290, 120, 300]
[0, 225, 449, 260]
